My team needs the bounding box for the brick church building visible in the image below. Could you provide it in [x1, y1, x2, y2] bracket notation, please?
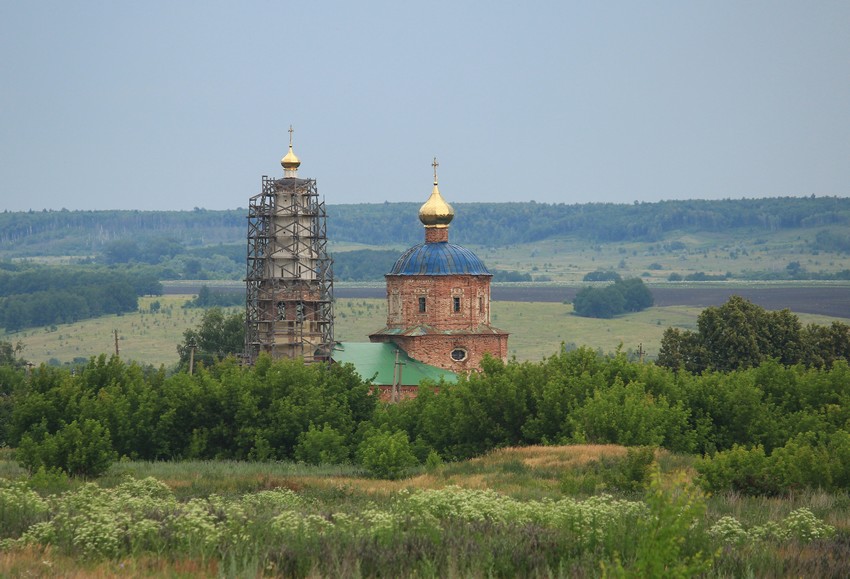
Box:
[368, 159, 509, 374]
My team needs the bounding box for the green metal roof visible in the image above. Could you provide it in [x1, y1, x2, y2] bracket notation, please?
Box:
[332, 342, 457, 386]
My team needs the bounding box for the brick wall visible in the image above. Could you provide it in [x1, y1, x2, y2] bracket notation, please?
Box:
[384, 275, 492, 329]
[371, 332, 508, 373]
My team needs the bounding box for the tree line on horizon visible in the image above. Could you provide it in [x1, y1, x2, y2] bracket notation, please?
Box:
[2, 196, 848, 255]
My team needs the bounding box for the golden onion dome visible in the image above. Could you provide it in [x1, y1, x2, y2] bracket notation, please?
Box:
[281, 144, 301, 169]
[418, 157, 454, 228]
[280, 125, 301, 172]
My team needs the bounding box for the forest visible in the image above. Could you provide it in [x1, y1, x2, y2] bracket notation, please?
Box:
[0, 265, 161, 331]
[2, 196, 848, 255]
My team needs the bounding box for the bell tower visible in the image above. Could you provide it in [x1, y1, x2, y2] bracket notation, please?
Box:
[244, 127, 334, 364]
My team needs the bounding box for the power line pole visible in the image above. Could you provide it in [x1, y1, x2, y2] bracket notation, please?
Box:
[188, 339, 197, 375]
[392, 349, 405, 403]
[114, 329, 120, 358]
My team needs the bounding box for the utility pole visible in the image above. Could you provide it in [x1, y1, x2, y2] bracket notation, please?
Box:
[188, 339, 197, 376]
[114, 329, 120, 358]
[638, 343, 644, 363]
[392, 349, 405, 403]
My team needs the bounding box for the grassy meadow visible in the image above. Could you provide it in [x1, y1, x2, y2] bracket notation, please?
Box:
[6, 295, 850, 368]
[1, 445, 847, 577]
[473, 230, 850, 283]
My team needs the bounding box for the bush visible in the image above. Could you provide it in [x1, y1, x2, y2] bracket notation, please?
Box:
[601, 446, 657, 492]
[695, 444, 781, 496]
[357, 430, 418, 479]
[294, 423, 350, 465]
[17, 419, 117, 479]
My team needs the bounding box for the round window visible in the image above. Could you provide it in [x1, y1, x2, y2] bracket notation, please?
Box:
[450, 348, 467, 362]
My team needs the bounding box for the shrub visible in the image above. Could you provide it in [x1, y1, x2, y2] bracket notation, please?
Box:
[425, 449, 443, 471]
[601, 446, 657, 492]
[17, 419, 117, 479]
[357, 430, 418, 479]
[696, 430, 850, 495]
[294, 423, 350, 465]
[695, 445, 780, 496]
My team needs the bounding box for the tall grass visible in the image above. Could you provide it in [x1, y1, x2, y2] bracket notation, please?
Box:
[1, 445, 847, 577]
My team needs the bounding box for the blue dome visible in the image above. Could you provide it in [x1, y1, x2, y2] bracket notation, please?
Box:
[388, 242, 491, 276]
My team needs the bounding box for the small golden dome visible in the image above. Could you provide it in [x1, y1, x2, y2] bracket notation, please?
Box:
[419, 157, 454, 228]
[281, 145, 301, 170]
[280, 125, 301, 174]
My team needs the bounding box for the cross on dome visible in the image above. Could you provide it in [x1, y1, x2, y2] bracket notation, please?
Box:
[281, 124, 301, 176]
[419, 157, 454, 231]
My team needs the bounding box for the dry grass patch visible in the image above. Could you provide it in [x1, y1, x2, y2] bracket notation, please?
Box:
[510, 444, 628, 469]
[0, 547, 217, 578]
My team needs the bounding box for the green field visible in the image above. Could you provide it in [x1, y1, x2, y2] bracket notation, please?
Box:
[1, 445, 846, 577]
[474, 230, 850, 284]
[7, 295, 849, 368]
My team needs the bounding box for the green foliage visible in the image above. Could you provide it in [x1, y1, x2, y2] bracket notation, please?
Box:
[331, 249, 400, 281]
[814, 228, 850, 253]
[573, 284, 625, 318]
[583, 270, 622, 282]
[560, 447, 657, 494]
[697, 430, 850, 495]
[183, 285, 244, 308]
[572, 277, 653, 318]
[4, 341, 850, 495]
[328, 197, 850, 246]
[16, 419, 117, 479]
[491, 269, 534, 282]
[357, 430, 418, 479]
[425, 449, 443, 471]
[568, 380, 694, 452]
[1, 459, 844, 576]
[176, 307, 245, 368]
[0, 265, 158, 332]
[0, 479, 50, 538]
[0, 340, 25, 367]
[4, 354, 376, 463]
[626, 473, 713, 578]
[294, 423, 349, 465]
[683, 271, 729, 281]
[695, 444, 780, 496]
[601, 446, 657, 493]
[658, 296, 850, 372]
[3, 198, 849, 260]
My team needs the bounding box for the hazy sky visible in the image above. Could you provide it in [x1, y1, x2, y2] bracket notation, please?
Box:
[1, 1, 848, 211]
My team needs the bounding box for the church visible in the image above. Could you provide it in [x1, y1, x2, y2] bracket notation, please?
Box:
[245, 132, 507, 396]
[335, 159, 508, 396]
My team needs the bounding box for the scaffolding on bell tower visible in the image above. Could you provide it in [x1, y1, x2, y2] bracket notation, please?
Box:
[244, 136, 334, 365]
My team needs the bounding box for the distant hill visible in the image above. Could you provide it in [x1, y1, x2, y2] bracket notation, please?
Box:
[1, 197, 848, 257]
